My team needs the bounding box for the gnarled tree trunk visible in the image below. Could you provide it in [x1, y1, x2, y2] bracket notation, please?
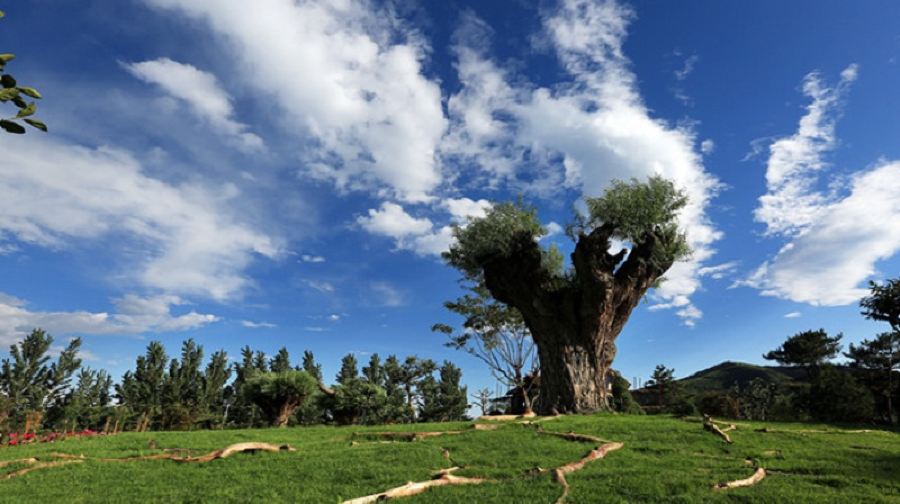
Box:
[482, 224, 668, 414]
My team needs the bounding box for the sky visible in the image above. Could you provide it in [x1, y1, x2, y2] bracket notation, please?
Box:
[1, 0, 899, 394]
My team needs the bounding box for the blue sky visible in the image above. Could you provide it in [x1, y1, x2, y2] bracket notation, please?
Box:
[1, 0, 899, 393]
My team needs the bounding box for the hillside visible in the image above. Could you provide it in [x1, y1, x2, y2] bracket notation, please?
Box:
[676, 361, 807, 395]
[630, 361, 808, 408]
[0, 414, 896, 502]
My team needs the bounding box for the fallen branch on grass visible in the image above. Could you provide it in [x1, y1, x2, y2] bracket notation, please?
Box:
[0, 458, 38, 468]
[350, 431, 466, 443]
[754, 427, 879, 434]
[51, 442, 295, 464]
[713, 467, 766, 491]
[551, 442, 624, 503]
[0, 459, 83, 480]
[341, 467, 487, 504]
[703, 415, 733, 444]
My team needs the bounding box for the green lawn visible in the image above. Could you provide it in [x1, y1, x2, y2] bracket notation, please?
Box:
[0, 415, 897, 503]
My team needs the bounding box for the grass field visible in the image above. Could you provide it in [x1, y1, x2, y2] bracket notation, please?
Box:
[0, 414, 897, 503]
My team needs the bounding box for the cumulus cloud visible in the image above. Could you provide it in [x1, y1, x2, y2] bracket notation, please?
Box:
[0, 134, 279, 301]
[142, 0, 446, 202]
[0, 293, 218, 345]
[443, 197, 493, 223]
[357, 202, 457, 256]
[125, 58, 264, 152]
[299, 254, 326, 263]
[742, 66, 900, 306]
[357, 202, 433, 239]
[445, 0, 722, 325]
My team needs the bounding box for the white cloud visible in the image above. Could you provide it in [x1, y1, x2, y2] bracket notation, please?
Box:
[700, 139, 715, 155]
[445, 0, 722, 325]
[443, 198, 493, 223]
[544, 221, 564, 238]
[304, 280, 335, 293]
[745, 161, 900, 305]
[357, 202, 455, 256]
[0, 293, 218, 345]
[743, 66, 900, 306]
[697, 261, 739, 280]
[370, 281, 405, 307]
[357, 202, 433, 239]
[125, 58, 263, 152]
[241, 320, 277, 328]
[784, 311, 801, 319]
[328, 314, 341, 321]
[300, 254, 326, 263]
[674, 54, 699, 81]
[0, 134, 279, 301]
[754, 65, 858, 236]
[142, 0, 446, 203]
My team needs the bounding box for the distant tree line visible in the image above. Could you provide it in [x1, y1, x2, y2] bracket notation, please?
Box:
[643, 279, 899, 425]
[0, 334, 468, 437]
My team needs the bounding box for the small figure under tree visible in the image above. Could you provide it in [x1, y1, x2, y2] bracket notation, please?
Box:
[444, 176, 691, 413]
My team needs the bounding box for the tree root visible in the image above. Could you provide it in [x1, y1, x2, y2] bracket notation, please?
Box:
[703, 415, 733, 444]
[340, 467, 487, 504]
[551, 442, 624, 503]
[0, 458, 38, 468]
[477, 413, 534, 422]
[0, 459, 83, 480]
[713, 467, 766, 491]
[350, 431, 466, 443]
[754, 427, 880, 434]
[536, 430, 605, 444]
[51, 442, 295, 464]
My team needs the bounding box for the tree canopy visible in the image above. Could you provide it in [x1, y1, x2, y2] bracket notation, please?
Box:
[763, 329, 843, 368]
[0, 9, 47, 134]
[443, 175, 692, 413]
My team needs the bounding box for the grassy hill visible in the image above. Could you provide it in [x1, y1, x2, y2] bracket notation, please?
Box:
[0, 414, 896, 502]
[631, 361, 808, 407]
[676, 361, 808, 395]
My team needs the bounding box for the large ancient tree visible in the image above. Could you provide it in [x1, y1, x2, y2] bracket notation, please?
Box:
[444, 176, 690, 414]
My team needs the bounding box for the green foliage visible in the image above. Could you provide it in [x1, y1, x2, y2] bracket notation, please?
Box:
[269, 347, 292, 374]
[0, 11, 47, 133]
[419, 361, 468, 422]
[336, 353, 359, 386]
[610, 372, 643, 415]
[362, 353, 385, 387]
[0, 329, 81, 428]
[861, 278, 900, 331]
[444, 201, 546, 279]
[646, 364, 677, 408]
[763, 329, 843, 369]
[434, 282, 536, 414]
[580, 175, 691, 268]
[806, 366, 875, 423]
[301, 350, 323, 382]
[51, 368, 113, 431]
[331, 379, 387, 425]
[242, 370, 317, 427]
